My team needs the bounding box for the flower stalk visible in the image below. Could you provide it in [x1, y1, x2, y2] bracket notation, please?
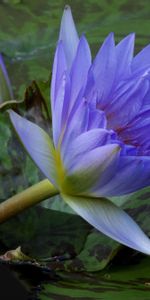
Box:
[0, 179, 58, 224]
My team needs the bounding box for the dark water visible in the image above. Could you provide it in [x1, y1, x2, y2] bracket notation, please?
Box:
[0, 0, 150, 299]
[3, 255, 149, 300]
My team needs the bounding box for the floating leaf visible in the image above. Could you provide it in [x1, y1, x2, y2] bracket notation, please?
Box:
[39, 256, 150, 300]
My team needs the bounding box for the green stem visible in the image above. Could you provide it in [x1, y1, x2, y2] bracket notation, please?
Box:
[0, 179, 59, 224]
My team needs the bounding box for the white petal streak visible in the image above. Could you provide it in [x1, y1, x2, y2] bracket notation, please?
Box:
[63, 194, 150, 255]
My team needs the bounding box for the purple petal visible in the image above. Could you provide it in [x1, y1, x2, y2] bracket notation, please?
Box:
[92, 156, 150, 197]
[143, 81, 150, 106]
[69, 36, 91, 112]
[87, 109, 107, 130]
[120, 108, 150, 153]
[83, 68, 95, 102]
[63, 194, 150, 254]
[9, 110, 57, 186]
[52, 72, 66, 147]
[61, 99, 89, 155]
[60, 74, 71, 133]
[63, 128, 116, 167]
[115, 33, 135, 80]
[132, 44, 150, 74]
[62, 144, 120, 195]
[59, 5, 79, 69]
[106, 77, 149, 130]
[92, 33, 116, 108]
[51, 42, 67, 110]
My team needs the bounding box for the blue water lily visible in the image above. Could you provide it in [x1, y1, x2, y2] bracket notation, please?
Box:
[9, 6, 150, 254]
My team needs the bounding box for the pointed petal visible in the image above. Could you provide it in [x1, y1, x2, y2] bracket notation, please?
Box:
[69, 36, 91, 112]
[9, 110, 57, 185]
[115, 33, 135, 79]
[63, 194, 150, 255]
[59, 5, 79, 69]
[0, 54, 13, 102]
[52, 72, 66, 147]
[92, 33, 116, 108]
[51, 41, 67, 109]
[60, 74, 71, 129]
[70, 144, 120, 173]
[63, 128, 116, 167]
[132, 44, 150, 73]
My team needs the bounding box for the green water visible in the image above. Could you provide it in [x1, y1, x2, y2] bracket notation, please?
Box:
[0, 0, 150, 299]
[0, 0, 150, 99]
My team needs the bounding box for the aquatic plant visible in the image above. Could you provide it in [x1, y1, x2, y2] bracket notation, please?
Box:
[9, 6, 150, 254]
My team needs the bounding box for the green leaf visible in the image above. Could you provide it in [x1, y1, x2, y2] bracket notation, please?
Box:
[39, 256, 150, 299]
[0, 205, 91, 266]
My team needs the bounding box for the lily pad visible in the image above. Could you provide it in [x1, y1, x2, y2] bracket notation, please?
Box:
[0, 205, 91, 269]
[39, 256, 150, 300]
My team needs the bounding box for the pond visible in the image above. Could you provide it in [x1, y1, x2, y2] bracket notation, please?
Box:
[0, 0, 150, 299]
[41, 257, 150, 300]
